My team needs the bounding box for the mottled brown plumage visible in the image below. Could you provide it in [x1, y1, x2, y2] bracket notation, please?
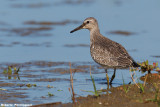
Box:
[90, 32, 135, 69]
[70, 17, 139, 85]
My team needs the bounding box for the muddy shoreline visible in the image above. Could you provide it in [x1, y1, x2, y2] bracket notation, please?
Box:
[32, 75, 160, 107]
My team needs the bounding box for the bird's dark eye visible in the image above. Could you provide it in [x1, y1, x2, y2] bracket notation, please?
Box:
[87, 21, 90, 24]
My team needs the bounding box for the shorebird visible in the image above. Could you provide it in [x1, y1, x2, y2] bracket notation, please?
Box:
[70, 17, 139, 86]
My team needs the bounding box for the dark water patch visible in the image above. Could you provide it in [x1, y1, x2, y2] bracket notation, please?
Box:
[7, 92, 27, 98]
[0, 82, 16, 87]
[108, 30, 136, 36]
[76, 65, 90, 69]
[24, 61, 69, 67]
[34, 78, 71, 82]
[24, 20, 80, 26]
[0, 27, 52, 37]
[0, 91, 27, 99]
[64, 44, 89, 47]
[114, 1, 122, 6]
[151, 55, 160, 58]
[21, 74, 42, 78]
[0, 22, 9, 26]
[1, 99, 21, 104]
[11, 27, 52, 36]
[11, 2, 52, 8]
[71, 62, 100, 73]
[11, 41, 21, 45]
[0, 61, 71, 69]
[86, 77, 106, 82]
[14, 87, 30, 90]
[0, 43, 12, 47]
[47, 68, 69, 74]
[22, 42, 52, 47]
[46, 68, 88, 74]
[0, 91, 28, 104]
[0, 42, 52, 47]
[54, 0, 94, 5]
[0, 28, 8, 31]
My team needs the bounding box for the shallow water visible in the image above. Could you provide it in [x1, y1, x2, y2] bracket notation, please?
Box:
[0, 0, 160, 105]
[0, 61, 149, 105]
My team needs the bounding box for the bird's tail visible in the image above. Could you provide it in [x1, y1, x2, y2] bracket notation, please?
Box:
[132, 61, 140, 67]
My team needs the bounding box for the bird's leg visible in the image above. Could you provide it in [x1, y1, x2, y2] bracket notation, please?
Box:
[105, 69, 109, 89]
[109, 68, 116, 85]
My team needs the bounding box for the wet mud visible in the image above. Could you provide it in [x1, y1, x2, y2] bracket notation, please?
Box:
[140, 73, 160, 83]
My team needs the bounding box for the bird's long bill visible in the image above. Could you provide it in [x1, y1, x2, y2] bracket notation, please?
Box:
[70, 23, 85, 33]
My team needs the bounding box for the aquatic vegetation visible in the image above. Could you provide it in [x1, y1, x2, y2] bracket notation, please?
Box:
[129, 60, 160, 93]
[138, 82, 145, 93]
[138, 60, 160, 74]
[13, 67, 20, 74]
[48, 92, 54, 97]
[0, 88, 7, 91]
[130, 60, 160, 74]
[90, 65, 103, 96]
[81, 66, 102, 97]
[122, 74, 131, 93]
[17, 83, 37, 87]
[26, 83, 37, 87]
[130, 67, 148, 93]
[89, 71, 103, 96]
[47, 85, 54, 88]
[3, 66, 20, 80]
[68, 62, 76, 103]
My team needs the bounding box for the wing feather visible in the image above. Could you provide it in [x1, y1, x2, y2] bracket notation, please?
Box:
[90, 35, 133, 68]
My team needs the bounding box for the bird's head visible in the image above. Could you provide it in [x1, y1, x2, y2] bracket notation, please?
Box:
[70, 17, 98, 33]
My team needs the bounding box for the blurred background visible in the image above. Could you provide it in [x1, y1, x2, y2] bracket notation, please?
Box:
[0, 0, 160, 63]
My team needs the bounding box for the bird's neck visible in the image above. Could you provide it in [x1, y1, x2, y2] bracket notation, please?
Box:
[90, 27, 101, 44]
